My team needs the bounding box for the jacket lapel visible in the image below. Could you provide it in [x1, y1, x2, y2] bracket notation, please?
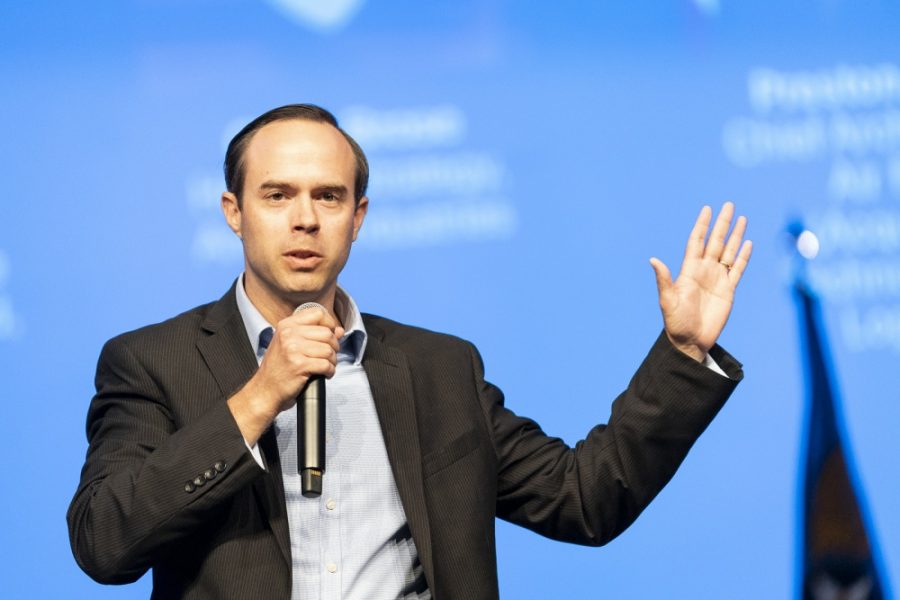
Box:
[195, 282, 292, 569]
[362, 318, 435, 592]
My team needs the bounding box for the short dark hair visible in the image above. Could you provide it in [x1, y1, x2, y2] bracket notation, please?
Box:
[223, 104, 369, 205]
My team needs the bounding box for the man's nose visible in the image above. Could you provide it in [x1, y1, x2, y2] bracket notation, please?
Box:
[291, 197, 320, 232]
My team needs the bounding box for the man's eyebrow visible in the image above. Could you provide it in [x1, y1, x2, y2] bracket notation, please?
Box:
[312, 184, 349, 195]
[258, 180, 296, 191]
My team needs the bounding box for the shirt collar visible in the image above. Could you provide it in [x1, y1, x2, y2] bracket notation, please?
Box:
[332, 283, 368, 366]
[234, 274, 368, 366]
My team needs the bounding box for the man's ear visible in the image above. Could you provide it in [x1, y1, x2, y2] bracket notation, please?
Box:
[352, 196, 369, 242]
[221, 192, 242, 239]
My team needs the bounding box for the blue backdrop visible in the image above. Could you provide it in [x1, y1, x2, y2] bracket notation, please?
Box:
[2, 1, 899, 598]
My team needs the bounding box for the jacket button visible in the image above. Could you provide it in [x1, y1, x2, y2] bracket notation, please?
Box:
[193, 475, 206, 487]
[204, 468, 216, 481]
[184, 481, 195, 493]
[214, 461, 227, 473]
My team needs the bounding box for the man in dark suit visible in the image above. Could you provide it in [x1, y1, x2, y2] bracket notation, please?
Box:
[68, 104, 752, 599]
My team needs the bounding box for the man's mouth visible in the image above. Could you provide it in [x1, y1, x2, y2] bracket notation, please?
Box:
[285, 249, 321, 259]
[284, 250, 323, 267]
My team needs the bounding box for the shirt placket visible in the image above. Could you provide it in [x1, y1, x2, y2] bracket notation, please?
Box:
[320, 466, 342, 599]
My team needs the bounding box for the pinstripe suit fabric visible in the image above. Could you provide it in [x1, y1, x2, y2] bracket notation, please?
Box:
[68, 282, 742, 599]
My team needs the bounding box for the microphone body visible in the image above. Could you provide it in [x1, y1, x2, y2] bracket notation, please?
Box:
[293, 302, 328, 498]
[298, 376, 325, 497]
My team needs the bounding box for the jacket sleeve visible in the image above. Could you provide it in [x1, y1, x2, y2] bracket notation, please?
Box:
[476, 331, 742, 546]
[66, 335, 265, 584]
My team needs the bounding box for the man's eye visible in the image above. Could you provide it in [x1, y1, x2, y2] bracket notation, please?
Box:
[267, 192, 285, 201]
[321, 192, 339, 202]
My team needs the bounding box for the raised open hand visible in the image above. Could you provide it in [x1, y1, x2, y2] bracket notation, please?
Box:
[649, 202, 752, 362]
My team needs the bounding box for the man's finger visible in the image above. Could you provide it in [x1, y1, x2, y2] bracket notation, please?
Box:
[684, 205, 712, 260]
[272, 327, 342, 359]
[305, 357, 337, 380]
[280, 324, 340, 343]
[649, 257, 673, 295]
[719, 214, 747, 267]
[728, 240, 753, 283]
[288, 306, 339, 330]
[703, 202, 735, 260]
[289, 340, 337, 361]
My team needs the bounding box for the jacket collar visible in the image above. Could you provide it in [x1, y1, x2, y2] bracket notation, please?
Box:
[361, 315, 435, 591]
[196, 280, 292, 568]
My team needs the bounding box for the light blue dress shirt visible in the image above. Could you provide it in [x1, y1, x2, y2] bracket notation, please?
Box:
[235, 276, 429, 599]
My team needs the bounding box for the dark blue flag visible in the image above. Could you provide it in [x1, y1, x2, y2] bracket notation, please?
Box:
[794, 281, 890, 600]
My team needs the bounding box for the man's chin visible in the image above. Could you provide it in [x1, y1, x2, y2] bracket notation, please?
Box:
[282, 280, 335, 305]
[245, 271, 336, 310]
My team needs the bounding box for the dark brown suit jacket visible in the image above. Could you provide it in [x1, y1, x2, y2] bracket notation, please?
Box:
[68, 283, 742, 598]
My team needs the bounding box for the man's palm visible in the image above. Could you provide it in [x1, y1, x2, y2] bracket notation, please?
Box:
[650, 203, 752, 362]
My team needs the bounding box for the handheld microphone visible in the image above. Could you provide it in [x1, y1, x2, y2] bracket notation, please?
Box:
[293, 302, 327, 498]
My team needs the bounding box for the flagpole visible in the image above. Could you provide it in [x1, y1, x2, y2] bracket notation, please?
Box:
[787, 223, 890, 600]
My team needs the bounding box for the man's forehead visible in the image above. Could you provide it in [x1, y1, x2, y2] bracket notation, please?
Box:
[243, 119, 356, 177]
[248, 119, 347, 152]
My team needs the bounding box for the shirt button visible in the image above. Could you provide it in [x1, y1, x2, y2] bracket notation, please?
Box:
[204, 468, 216, 481]
[326, 499, 336, 510]
[326, 563, 337, 573]
[214, 461, 227, 473]
[184, 481, 195, 493]
[193, 475, 206, 487]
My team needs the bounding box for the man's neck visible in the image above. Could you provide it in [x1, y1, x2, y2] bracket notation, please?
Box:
[242, 277, 338, 326]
